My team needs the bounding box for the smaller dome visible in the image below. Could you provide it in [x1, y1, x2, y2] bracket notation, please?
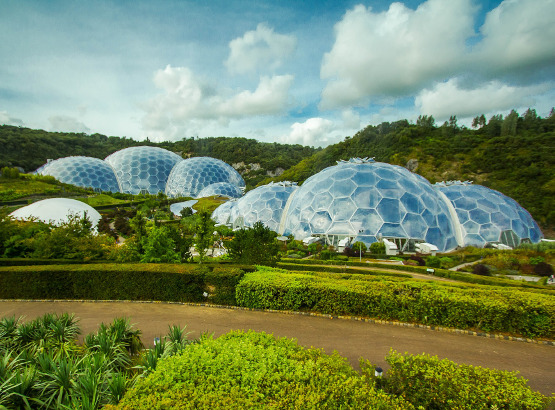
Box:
[197, 182, 244, 199]
[9, 198, 101, 228]
[165, 157, 245, 198]
[38, 156, 120, 193]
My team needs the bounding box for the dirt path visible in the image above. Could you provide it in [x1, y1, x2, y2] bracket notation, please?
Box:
[1, 301, 553, 395]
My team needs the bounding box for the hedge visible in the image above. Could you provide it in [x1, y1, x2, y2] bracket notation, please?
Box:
[277, 262, 412, 278]
[280, 258, 555, 294]
[384, 350, 548, 409]
[236, 269, 555, 338]
[0, 263, 246, 304]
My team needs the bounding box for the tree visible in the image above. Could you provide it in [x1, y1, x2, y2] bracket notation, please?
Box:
[194, 210, 215, 263]
[471, 114, 486, 129]
[501, 109, 518, 136]
[141, 226, 180, 263]
[369, 241, 386, 255]
[416, 115, 435, 129]
[227, 222, 279, 266]
[351, 241, 367, 255]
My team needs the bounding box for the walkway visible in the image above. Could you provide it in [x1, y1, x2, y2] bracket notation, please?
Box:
[1, 301, 553, 395]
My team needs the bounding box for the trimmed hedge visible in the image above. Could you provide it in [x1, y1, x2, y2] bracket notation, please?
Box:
[277, 262, 412, 278]
[0, 263, 246, 304]
[384, 350, 548, 409]
[281, 258, 555, 294]
[236, 269, 555, 338]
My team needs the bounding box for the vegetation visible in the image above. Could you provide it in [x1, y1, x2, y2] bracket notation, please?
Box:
[236, 267, 555, 338]
[227, 221, 280, 266]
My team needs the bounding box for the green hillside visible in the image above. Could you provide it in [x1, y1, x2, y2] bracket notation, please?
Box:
[0, 126, 320, 189]
[264, 110, 555, 233]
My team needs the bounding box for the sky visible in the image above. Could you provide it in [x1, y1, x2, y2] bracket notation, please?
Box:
[1, 0, 554, 147]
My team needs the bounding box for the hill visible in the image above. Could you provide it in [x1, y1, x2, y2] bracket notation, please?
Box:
[263, 109, 555, 233]
[0, 126, 320, 189]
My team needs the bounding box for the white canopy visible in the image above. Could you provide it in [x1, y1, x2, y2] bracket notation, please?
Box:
[10, 198, 101, 228]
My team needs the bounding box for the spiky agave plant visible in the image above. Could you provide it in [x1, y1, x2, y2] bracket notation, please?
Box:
[163, 324, 192, 358]
[107, 318, 143, 356]
[135, 337, 167, 376]
[36, 354, 78, 409]
[0, 316, 20, 354]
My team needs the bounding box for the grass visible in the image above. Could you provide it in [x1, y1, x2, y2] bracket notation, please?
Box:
[77, 194, 129, 207]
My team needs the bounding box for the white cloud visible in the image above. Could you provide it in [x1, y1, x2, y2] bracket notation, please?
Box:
[0, 111, 24, 126]
[341, 109, 361, 129]
[415, 78, 548, 120]
[48, 115, 90, 133]
[320, 0, 475, 108]
[225, 23, 297, 75]
[474, 0, 555, 80]
[283, 117, 335, 146]
[142, 65, 294, 140]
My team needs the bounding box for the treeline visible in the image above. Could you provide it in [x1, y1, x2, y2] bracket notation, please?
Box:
[0, 126, 320, 188]
[266, 109, 555, 231]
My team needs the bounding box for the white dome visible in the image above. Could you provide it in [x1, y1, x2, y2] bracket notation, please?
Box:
[9, 198, 101, 228]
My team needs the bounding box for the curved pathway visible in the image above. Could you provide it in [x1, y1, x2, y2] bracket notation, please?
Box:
[1, 301, 553, 395]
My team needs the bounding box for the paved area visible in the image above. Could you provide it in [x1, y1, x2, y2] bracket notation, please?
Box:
[1, 301, 553, 395]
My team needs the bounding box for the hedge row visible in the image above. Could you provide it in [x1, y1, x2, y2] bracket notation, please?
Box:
[281, 258, 554, 294]
[383, 350, 547, 409]
[236, 269, 555, 338]
[0, 263, 246, 305]
[276, 262, 412, 278]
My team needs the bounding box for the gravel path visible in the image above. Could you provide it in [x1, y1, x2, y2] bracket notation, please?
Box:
[1, 300, 553, 395]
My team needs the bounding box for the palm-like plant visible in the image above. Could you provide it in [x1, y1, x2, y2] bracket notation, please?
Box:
[0, 316, 20, 353]
[163, 324, 192, 358]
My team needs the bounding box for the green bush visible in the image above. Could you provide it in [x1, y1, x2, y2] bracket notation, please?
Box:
[236, 268, 555, 338]
[277, 262, 411, 278]
[0, 263, 244, 304]
[370, 241, 386, 254]
[112, 330, 409, 409]
[425, 256, 441, 268]
[384, 350, 548, 409]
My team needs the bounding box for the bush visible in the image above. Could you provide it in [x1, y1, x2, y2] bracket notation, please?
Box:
[319, 249, 333, 260]
[473, 264, 491, 276]
[534, 262, 554, 277]
[409, 255, 425, 266]
[112, 331, 408, 409]
[384, 350, 547, 409]
[425, 256, 441, 268]
[370, 241, 386, 254]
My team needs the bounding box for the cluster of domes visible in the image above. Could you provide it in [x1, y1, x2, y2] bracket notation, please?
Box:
[36, 147, 245, 199]
[214, 158, 543, 251]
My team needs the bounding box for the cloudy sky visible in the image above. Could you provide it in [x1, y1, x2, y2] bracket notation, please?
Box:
[1, 0, 554, 147]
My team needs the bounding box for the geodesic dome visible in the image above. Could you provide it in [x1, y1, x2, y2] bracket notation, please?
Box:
[197, 182, 244, 199]
[281, 159, 459, 252]
[436, 182, 543, 248]
[212, 199, 238, 225]
[228, 182, 298, 232]
[105, 146, 182, 195]
[165, 157, 245, 198]
[38, 156, 120, 193]
[9, 198, 101, 228]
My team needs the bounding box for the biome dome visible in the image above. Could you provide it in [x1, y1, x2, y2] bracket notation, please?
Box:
[281, 158, 459, 252]
[212, 199, 238, 225]
[9, 198, 101, 228]
[38, 156, 120, 193]
[105, 146, 183, 195]
[227, 181, 298, 232]
[197, 182, 244, 199]
[165, 157, 245, 198]
[436, 181, 543, 248]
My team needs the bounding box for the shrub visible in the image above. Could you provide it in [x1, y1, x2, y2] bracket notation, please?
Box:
[319, 249, 333, 260]
[112, 331, 408, 409]
[384, 350, 547, 409]
[370, 241, 386, 254]
[425, 256, 441, 268]
[534, 262, 554, 277]
[409, 255, 425, 266]
[473, 264, 491, 276]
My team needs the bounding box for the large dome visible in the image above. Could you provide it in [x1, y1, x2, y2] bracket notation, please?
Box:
[436, 182, 543, 248]
[105, 146, 182, 195]
[212, 199, 238, 225]
[282, 159, 458, 252]
[38, 156, 120, 193]
[165, 157, 245, 198]
[227, 182, 298, 232]
[9, 198, 101, 228]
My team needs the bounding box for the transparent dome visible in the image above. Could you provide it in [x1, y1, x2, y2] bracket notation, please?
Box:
[212, 199, 238, 225]
[436, 182, 543, 247]
[38, 156, 120, 193]
[197, 182, 244, 199]
[165, 157, 245, 198]
[228, 182, 298, 232]
[282, 159, 458, 252]
[9, 198, 101, 228]
[105, 146, 182, 195]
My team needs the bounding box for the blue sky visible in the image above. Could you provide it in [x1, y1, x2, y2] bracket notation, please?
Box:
[1, 0, 554, 147]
